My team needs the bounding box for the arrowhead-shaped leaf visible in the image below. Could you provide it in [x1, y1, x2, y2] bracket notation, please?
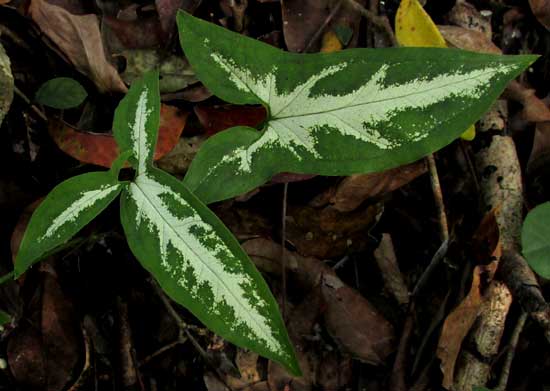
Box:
[177, 11, 536, 203]
[15, 172, 123, 276]
[113, 70, 160, 174]
[119, 168, 300, 374]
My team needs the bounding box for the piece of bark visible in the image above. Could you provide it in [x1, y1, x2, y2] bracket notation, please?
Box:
[0, 41, 13, 126]
[453, 281, 512, 390]
[475, 135, 524, 252]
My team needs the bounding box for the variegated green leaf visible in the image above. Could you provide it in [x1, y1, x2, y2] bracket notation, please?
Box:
[119, 168, 299, 374]
[15, 172, 123, 277]
[113, 70, 160, 174]
[177, 11, 536, 203]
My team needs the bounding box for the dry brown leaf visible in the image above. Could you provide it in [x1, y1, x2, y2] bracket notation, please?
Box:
[321, 273, 395, 365]
[526, 122, 550, 203]
[8, 273, 80, 391]
[281, 0, 331, 52]
[438, 25, 501, 54]
[437, 264, 486, 389]
[313, 160, 427, 212]
[280, 0, 364, 52]
[285, 203, 382, 258]
[243, 238, 395, 365]
[268, 290, 320, 391]
[505, 80, 550, 123]
[29, 0, 127, 93]
[446, 0, 492, 39]
[529, 0, 550, 30]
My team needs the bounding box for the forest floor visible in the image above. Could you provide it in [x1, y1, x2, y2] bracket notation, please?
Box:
[0, 0, 549, 390]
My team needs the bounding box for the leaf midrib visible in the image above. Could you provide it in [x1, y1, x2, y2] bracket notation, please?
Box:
[132, 178, 277, 346]
[271, 67, 504, 121]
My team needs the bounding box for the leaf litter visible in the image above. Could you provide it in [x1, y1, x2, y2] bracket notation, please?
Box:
[1, 0, 550, 390]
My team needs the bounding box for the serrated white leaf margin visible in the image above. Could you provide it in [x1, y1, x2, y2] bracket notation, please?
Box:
[209, 49, 516, 173]
[41, 184, 121, 242]
[128, 172, 286, 356]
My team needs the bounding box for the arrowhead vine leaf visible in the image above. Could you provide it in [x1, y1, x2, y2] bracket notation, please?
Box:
[14, 70, 299, 375]
[177, 11, 536, 204]
[15, 171, 123, 276]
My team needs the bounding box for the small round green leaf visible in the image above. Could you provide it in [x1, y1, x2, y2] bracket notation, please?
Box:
[0, 310, 11, 327]
[35, 77, 87, 109]
[522, 202, 550, 279]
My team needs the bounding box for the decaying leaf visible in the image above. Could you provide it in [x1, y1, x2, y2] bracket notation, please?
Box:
[504, 80, 550, 123]
[243, 238, 395, 365]
[445, 0, 492, 39]
[49, 105, 188, 167]
[312, 160, 427, 212]
[280, 0, 331, 52]
[7, 273, 80, 391]
[28, 0, 126, 93]
[438, 25, 501, 54]
[120, 49, 197, 93]
[529, 0, 550, 30]
[437, 263, 494, 389]
[103, 16, 164, 50]
[322, 272, 395, 364]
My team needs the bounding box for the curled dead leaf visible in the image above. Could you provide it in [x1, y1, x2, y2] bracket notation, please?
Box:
[437, 25, 501, 54]
[243, 238, 395, 365]
[312, 160, 427, 212]
[529, 0, 550, 30]
[28, 0, 127, 93]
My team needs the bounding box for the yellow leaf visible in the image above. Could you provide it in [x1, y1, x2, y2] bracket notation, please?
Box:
[320, 30, 343, 53]
[395, 0, 474, 139]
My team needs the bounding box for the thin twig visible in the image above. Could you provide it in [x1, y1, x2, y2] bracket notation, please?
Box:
[281, 182, 288, 321]
[149, 279, 208, 360]
[412, 239, 449, 297]
[301, 0, 345, 53]
[426, 154, 449, 243]
[345, 0, 398, 46]
[14, 85, 48, 122]
[389, 303, 415, 391]
[139, 340, 185, 368]
[495, 311, 528, 391]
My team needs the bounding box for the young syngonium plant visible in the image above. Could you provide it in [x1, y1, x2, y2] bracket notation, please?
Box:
[176, 11, 537, 204]
[14, 72, 301, 375]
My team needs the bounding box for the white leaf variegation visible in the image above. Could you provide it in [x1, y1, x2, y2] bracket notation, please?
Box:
[42, 184, 120, 241]
[177, 11, 536, 203]
[113, 71, 160, 174]
[119, 168, 298, 373]
[15, 172, 123, 276]
[208, 54, 514, 172]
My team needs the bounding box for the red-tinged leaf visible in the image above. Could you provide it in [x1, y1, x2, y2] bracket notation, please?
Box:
[194, 104, 266, 135]
[49, 105, 188, 167]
